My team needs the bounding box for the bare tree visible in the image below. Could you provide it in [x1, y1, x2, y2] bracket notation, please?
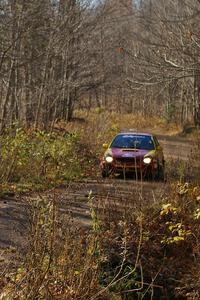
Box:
[1, 0, 200, 129]
[125, 0, 200, 124]
[0, 0, 100, 130]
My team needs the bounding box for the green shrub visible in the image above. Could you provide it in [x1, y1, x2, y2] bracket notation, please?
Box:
[0, 127, 82, 189]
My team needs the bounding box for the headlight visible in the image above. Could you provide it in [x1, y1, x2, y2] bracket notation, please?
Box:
[105, 156, 113, 163]
[143, 157, 152, 164]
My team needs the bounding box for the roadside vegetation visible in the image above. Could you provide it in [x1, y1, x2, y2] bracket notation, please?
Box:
[0, 110, 184, 195]
[0, 125, 85, 196]
[0, 111, 199, 299]
[0, 178, 199, 299]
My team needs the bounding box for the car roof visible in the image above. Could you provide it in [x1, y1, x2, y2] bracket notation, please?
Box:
[118, 132, 153, 137]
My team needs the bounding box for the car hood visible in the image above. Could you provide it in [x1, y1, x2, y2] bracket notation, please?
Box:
[111, 148, 150, 158]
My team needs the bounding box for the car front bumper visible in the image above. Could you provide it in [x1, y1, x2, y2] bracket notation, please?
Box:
[100, 160, 158, 175]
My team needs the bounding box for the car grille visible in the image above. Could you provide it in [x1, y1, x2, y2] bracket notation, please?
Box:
[115, 156, 143, 165]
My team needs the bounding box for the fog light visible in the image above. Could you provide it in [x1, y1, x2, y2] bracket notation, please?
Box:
[143, 157, 152, 164]
[105, 156, 113, 163]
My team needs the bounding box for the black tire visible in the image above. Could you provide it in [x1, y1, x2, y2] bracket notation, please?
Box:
[157, 164, 165, 181]
[102, 168, 109, 178]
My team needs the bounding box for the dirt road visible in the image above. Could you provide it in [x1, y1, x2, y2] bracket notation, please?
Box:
[158, 134, 193, 160]
[0, 134, 194, 268]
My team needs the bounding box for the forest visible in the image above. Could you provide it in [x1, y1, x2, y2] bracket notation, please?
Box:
[0, 0, 200, 130]
[0, 1, 200, 300]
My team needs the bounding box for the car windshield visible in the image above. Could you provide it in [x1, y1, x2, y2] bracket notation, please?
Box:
[111, 134, 155, 150]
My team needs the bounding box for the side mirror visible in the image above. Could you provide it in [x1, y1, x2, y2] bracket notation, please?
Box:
[103, 143, 108, 149]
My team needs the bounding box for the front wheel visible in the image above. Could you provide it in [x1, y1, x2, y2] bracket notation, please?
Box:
[157, 164, 165, 181]
[101, 166, 110, 178]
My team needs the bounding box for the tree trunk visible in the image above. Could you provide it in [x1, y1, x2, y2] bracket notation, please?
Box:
[194, 67, 200, 127]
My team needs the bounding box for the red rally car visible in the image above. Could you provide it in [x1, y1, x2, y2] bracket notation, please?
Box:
[100, 132, 165, 180]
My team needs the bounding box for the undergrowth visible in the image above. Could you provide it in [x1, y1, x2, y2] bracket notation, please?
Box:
[0, 182, 199, 299]
[0, 127, 85, 195]
[0, 111, 197, 193]
[0, 112, 199, 299]
[166, 135, 200, 184]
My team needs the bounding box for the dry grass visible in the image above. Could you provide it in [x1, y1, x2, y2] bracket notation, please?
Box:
[55, 110, 182, 159]
[1, 181, 200, 299]
[0, 111, 199, 299]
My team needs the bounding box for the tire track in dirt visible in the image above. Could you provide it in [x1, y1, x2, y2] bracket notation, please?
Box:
[57, 179, 168, 228]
